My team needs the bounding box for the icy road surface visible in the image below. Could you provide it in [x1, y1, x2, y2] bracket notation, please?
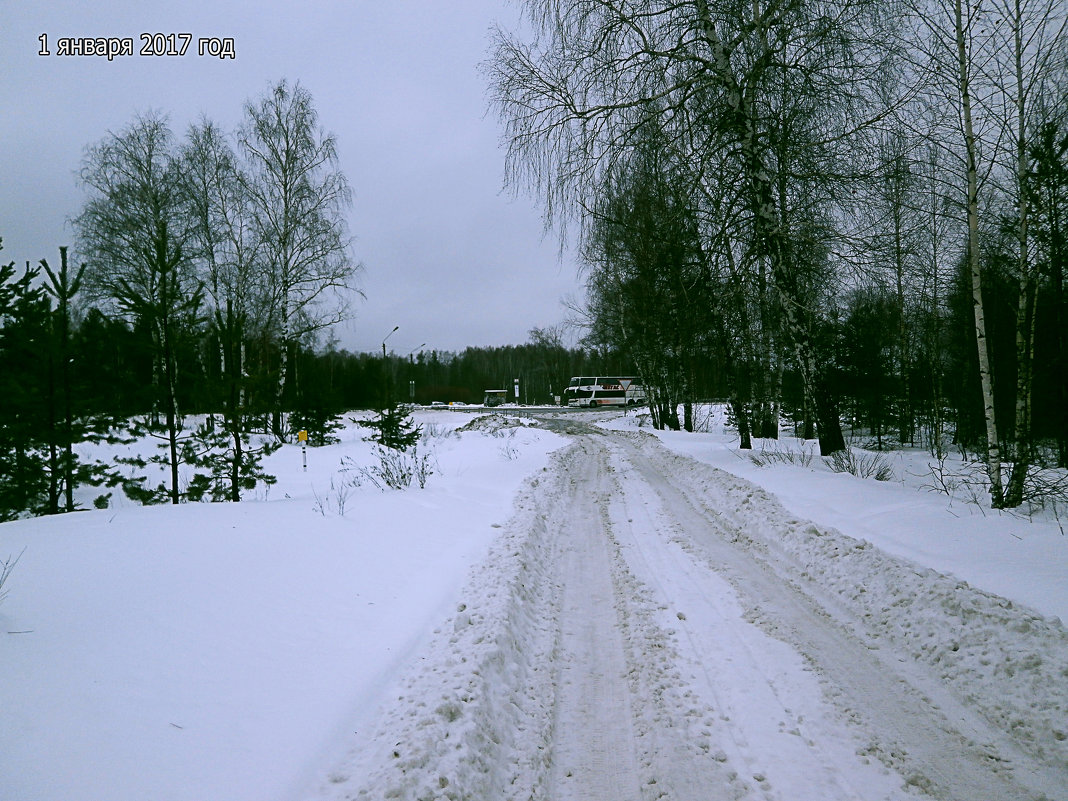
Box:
[306, 419, 1067, 800]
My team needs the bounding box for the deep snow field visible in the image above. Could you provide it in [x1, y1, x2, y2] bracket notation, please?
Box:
[1, 406, 1066, 801]
[0, 412, 566, 801]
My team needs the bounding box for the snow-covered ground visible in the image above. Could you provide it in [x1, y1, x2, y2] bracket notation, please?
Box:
[602, 406, 1067, 624]
[2, 407, 1066, 800]
[0, 412, 566, 801]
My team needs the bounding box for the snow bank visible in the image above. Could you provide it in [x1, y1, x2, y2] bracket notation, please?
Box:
[303, 441, 569, 800]
[600, 408, 1068, 623]
[631, 432, 1068, 775]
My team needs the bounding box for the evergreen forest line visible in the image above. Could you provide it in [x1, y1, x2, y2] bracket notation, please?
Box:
[7, 0, 1068, 521]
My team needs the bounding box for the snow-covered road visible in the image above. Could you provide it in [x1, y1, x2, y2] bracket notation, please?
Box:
[307, 420, 1067, 800]
[544, 437, 644, 800]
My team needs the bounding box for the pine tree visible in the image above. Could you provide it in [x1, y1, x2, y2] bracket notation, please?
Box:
[0, 251, 52, 518]
[357, 399, 420, 452]
[40, 247, 85, 512]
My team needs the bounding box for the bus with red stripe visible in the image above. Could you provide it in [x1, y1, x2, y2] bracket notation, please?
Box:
[564, 376, 646, 408]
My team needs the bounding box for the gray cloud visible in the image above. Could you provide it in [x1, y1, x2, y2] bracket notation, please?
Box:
[0, 1, 583, 353]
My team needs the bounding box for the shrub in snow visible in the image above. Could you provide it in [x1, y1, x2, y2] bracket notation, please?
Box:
[498, 436, 520, 461]
[1016, 466, 1068, 514]
[920, 452, 987, 499]
[0, 548, 24, 607]
[377, 445, 434, 490]
[420, 422, 456, 442]
[339, 444, 435, 491]
[312, 477, 354, 516]
[691, 404, 717, 432]
[825, 448, 894, 481]
[748, 442, 815, 468]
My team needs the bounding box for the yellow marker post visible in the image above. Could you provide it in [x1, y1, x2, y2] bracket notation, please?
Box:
[298, 429, 308, 471]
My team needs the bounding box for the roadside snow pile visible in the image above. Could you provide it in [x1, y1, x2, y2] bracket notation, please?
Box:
[602, 408, 1068, 623]
[309, 455, 565, 800]
[635, 437, 1068, 773]
[456, 412, 539, 435]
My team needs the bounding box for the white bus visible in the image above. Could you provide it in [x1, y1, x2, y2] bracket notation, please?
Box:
[565, 376, 646, 408]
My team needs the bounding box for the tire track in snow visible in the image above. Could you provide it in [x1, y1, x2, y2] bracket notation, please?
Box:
[546, 441, 642, 799]
[547, 436, 748, 800]
[603, 435, 912, 800]
[314, 432, 741, 800]
[608, 428, 1060, 801]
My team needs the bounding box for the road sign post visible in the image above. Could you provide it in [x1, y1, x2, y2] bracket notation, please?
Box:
[619, 379, 633, 415]
[298, 429, 308, 472]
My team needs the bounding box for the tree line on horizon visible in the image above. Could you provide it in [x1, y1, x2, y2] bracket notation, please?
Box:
[0, 239, 623, 520]
[6, 0, 1068, 519]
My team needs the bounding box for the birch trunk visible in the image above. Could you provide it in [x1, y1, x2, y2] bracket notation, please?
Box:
[955, 0, 1005, 506]
[695, 0, 844, 454]
[274, 296, 290, 441]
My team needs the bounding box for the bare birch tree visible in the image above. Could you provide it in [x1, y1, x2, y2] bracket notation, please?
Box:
[911, 0, 1066, 506]
[988, 0, 1067, 505]
[489, 0, 898, 454]
[181, 118, 273, 500]
[238, 79, 358, 439]
[581, 130, 707, 431]
[75, 112, 202, 504]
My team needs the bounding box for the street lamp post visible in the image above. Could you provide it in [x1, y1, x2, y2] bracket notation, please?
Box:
[382, 325, 399, 361]
[382, 326, 399, 407]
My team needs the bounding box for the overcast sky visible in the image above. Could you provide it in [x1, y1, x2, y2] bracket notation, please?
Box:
[0, 1, 584, 355]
